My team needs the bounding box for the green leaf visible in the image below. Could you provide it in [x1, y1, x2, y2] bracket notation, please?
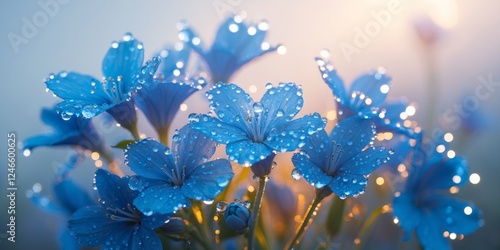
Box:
[112, 139, 135, 149]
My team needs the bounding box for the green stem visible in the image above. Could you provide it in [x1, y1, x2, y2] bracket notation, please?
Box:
[287, 193, 324, 250]
[128, 123, 141, 140]
[247, 176, 267, 250]
[157, 126, 170, 146]
[325, 196, 345, 239]
[181, 207, 212, 250]
[353, 206, 384, 250]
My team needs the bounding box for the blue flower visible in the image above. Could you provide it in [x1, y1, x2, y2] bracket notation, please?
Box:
[316, 58, 391, 120]
[392, 136, 483, 250]
[135, 77, 206, 141]
[292, 116, 391, 199]
[189, 82, 325, 167]
[68, 169, 171, 249]
[27, 154, 95, 250]
[22, 106, 104, 152]
[156, 43, 191, 79]
[45, 33, 160, 128]
[125, 125, 233, 215]
[179, 16, 280, 83]
[224, 201, 252, 233]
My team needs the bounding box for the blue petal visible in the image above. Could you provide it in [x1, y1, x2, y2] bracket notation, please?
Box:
[45, 72, 108, 104]
[316, 58, 348, 106]
[141, 213, 172, 229]
[27, 191, 66, 214]
[207, 83, 253, 131]
[136, 80, 201, 132]
[426, 195, 483, 235]
[211, 17, 277, 66]
[133, 184, 189, 214]
[392, 193, 423, 241]
[59, 226, 79, 250]
[22, 107, 103, 151]
[339, 147, 390, 176]
[54, 179, 95, 213]
[295, 129, 331, 173]
[181, 159, 233, 201]
[102, 33, 144, 84]
[265, 113, 325, 153]
[95, 169, 133, 210]
[259, 82, 303, 129]
[178, 25, 206, 58]
[328, 173, 369, 198]
[329, 116, 375, 165]
[349, 70, 391, 108]
[128, 226, 162, 250]
[292, 151, 333, 189]
[416, 214, 452, 250]
[157, 44, 191, 77]
[226, 139, 273, 166]
[189, 114, 248, 144]
[67, 206, 116, 247]
[375, 100, 414, 136]
[182, 17, 278, 82]
[125, 139, 176, 181]
[172, 125, 217, 175]
[418, 156, 468, 192]
[106, 99, 137, 129]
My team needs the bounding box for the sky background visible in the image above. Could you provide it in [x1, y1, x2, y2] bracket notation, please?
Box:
[1, 0, 499, 249]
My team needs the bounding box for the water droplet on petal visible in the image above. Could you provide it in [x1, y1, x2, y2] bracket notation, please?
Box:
[276, 109, 284, 117]
[216, 201, 228, 212]
[252, 102, 263, 113]
[291, 169, 302, 180]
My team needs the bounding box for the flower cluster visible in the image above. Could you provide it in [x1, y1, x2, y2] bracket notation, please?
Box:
[24, 15, 482, 250]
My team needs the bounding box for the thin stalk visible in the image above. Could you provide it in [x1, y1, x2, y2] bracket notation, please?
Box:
[353, 206, 384, 250]
[286, 193, 324, 250]
[128, 124, 141, 140]
[181, 207, 212, 250]
[247, 176, 267, 250]
[157, 126, 170, 146]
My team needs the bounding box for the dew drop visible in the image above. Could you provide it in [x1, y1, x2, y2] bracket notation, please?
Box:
[276, 109, 284, 117]
[188, 113, 199, 122]
[203, 200, 214, 205]
[291, 169, 302, 180]
[164, 148, 172, 155]
[82, 105, 97, 118]
[216, 177, 229, 187]
[61, 113, 72, 121]
[123, 32, 133, 41]
[216, 201, 228, 212]
[252, 102, 264, 113]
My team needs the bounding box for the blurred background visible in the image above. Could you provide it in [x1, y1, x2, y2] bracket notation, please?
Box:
[0, 0, 499, 249]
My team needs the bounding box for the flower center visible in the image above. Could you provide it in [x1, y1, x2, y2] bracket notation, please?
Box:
[326, 141, 344, 175]
[105, 203, 141, 224]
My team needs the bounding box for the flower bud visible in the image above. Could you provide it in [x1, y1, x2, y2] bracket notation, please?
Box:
[160, 217, 185, 234]
[224, 202, 252, 233]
